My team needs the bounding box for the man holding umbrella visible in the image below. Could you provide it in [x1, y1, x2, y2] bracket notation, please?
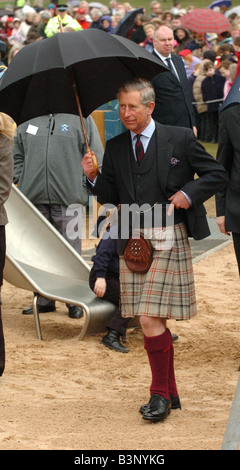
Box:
[45, 4, 83, 37]
[81, 78, 228, 422]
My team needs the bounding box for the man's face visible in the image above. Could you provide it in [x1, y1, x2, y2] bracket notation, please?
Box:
[118, 90, 154, 134]
[58, 10, 67, 18]
[153, 26, 174, 57]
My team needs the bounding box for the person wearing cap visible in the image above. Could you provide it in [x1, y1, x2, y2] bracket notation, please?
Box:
[75, 8, 90, 29]
[178, 49, 201, 79]
[47, 3, 56, 16]
[7, 17, 23, 46]
[44, 4, 82, 37]
[5, 17, 14, 38]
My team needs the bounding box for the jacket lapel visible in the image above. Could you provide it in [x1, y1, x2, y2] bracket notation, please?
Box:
[118, 131, 135, 201]
[152, 50, 180, 85]
[155, 123, 174, 195]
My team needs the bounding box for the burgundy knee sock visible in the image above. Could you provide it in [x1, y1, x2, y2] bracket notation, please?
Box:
[169, 343, 178, 398]
[144, 329, 172, 400]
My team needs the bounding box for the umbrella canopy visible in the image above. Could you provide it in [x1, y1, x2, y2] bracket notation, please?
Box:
[114, 8, 144, 37]
[0, 29, 167, 128]
[220, 73, 240, 112]
[225, 6, 240, 17]
[180, 8, 231, 33]
[208, 0, 231, 9]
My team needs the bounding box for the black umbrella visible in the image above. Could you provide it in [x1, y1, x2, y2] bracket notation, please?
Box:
[220, 73, 240, 112]
[0, 29, 167, 152]
[114, 8, 144, 38]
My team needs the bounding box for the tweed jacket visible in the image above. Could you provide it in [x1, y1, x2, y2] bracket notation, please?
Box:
[91, 121, 228, 253]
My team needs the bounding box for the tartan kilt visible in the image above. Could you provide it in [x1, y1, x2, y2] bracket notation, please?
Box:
[119, 223, 197, 320]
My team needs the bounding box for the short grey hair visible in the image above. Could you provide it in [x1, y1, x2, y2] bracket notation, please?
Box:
[117, 78, 155, 106]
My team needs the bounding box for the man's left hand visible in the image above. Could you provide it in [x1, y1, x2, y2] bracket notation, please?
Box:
[168, 191, 191, 216]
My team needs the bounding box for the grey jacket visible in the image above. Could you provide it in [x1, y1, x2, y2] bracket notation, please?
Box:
[13, 113, 103, 206]
[0, 134, 13, 226]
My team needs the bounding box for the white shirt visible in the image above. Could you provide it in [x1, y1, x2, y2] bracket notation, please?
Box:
[130, 118, 155, 158]
[153, 49, 180, 81]
[89, 117, 191, 204]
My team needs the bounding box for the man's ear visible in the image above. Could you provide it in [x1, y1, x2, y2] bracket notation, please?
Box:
[148, 101, 155, 116]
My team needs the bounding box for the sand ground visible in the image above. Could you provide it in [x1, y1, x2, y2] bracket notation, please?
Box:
[0, 234, 240, 451]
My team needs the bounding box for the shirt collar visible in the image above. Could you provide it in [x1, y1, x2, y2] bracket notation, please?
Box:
[130, 118, 155, 142]
[153, 48, 172, 63]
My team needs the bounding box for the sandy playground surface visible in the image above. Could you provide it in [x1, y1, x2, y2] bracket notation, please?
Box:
[0, 235, 240, 451]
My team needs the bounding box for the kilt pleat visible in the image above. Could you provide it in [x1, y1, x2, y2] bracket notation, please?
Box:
[120, 223, 197, 320]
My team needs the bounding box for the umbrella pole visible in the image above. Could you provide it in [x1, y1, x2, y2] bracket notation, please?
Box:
[70, 66, 90, 153]
[58, 18, 92, 154]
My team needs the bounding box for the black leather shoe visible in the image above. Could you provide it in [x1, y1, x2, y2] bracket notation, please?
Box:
[101, 329, 129, 353]
[22, 305, 55, 315]
[68, 306, 83, 319]
[142, 394, 171, 422]
[139, 394, 181, 415]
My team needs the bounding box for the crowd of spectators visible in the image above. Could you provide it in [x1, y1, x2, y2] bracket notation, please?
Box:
[0, 1, 240, 142]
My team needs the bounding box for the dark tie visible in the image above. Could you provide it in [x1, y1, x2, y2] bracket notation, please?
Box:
[135, 134, 144, 164]
[166, 57, 178, 79]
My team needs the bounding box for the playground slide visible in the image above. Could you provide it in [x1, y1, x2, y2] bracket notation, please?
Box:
[3, 184, 119, 340]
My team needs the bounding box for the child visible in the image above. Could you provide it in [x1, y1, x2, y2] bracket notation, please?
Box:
[89, 209, 130, 353]
[201, 61, 225, 143]
[219, 60, 234, 99]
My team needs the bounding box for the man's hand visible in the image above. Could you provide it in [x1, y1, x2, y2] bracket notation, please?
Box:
[217, 215, 230, 236]
[81, 151, 98, 182]
[94, 278, 107, 298]
[168, 191, 191, 216]
[193, 126, 197, 137]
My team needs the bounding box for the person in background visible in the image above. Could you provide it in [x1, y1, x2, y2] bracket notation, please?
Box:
[44, 4, 82, 37]
[152, 24, 197, 134]
[90, 8, 103, 29]
[201, 60, 225, 143]
[130, 14, 151, 44]
[89, 208, 130, 353]
[141, 22, 156, 53]
[8, 17, 24, 45]
[192, 59, 212, 142]
[218, 60, 237, 99]
[100, 15, 114, 34]
[13, 113, 103, 319]
[174, 26, 191, 53]
[178, 49, 201, 79]
[75, 8, 91, 29]
[0, 112, 14, 377]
